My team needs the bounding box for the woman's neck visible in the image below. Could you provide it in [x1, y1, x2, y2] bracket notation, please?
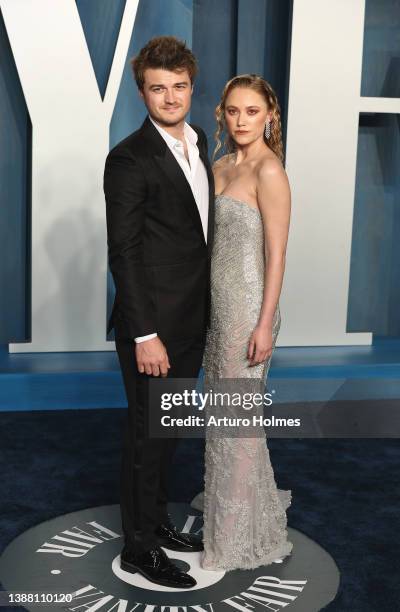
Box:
[234, 137, 267, 165]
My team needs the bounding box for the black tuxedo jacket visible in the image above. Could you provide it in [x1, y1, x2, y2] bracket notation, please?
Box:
[103, 116, 215, 344]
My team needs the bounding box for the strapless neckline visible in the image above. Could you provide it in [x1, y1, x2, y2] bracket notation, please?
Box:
[215, 193, 261, 215]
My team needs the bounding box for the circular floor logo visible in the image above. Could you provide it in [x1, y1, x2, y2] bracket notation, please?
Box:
[0, 504, 339, 611]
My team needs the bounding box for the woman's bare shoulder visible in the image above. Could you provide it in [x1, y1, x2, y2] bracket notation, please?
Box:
[257, 151, 283, 174]
[212, 153, 235, 172]
[255, 153, 287, 189]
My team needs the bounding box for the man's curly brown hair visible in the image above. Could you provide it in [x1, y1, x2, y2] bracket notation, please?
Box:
[131, 36, 198, 91]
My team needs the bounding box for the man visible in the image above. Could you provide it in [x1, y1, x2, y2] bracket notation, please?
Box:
[104, 36, 214, 589]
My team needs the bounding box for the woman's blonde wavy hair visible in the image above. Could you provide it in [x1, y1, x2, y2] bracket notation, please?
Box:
[213, 74, 284, 163]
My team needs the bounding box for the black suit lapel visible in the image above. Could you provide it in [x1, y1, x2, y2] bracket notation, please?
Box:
[198, 135, 215, 256]
[155, 148, 206, 243]
[140, 117, 206, 245]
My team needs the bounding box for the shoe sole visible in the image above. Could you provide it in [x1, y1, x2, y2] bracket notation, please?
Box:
[120, 559, 196, 589]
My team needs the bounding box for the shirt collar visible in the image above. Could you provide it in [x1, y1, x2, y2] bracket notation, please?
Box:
[149, 115, 198, 149]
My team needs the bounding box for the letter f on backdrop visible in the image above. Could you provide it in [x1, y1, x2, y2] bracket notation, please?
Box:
[1, 0, 139, 352]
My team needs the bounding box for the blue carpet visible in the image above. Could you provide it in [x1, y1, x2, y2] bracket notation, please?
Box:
[0, 408, 399, 611]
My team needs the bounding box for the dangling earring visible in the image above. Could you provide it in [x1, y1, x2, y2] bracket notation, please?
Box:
[265, 120, 271, 140]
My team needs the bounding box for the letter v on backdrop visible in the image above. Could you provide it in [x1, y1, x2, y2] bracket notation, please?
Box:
[1, 0, 139, 352]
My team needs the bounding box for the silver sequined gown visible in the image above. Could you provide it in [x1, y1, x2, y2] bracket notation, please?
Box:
[200, 194, 293, 571]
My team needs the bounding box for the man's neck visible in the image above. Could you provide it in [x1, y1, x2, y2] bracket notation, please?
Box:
[150, 116, 186, 141]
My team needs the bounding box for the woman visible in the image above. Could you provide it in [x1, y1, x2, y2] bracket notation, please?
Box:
[200, 74, 293, 571]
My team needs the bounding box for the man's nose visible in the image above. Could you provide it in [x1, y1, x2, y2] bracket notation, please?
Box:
[164, 89, 176, 104]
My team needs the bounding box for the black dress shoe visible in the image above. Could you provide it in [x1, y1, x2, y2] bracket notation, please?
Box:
[120, 545, 196, 589]
[156, 517, 204, 552]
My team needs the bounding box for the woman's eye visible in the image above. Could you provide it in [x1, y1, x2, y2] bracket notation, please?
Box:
[227, 109, 237, 115]
[248, 110, 258, 115]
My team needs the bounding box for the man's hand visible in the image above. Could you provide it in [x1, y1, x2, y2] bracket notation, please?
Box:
[135, 336, 171, 377]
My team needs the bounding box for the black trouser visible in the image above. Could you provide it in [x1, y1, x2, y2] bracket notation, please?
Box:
[115, 335, 205, 553]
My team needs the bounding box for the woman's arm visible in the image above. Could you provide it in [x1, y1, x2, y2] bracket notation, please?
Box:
[248, 158, 291, 365]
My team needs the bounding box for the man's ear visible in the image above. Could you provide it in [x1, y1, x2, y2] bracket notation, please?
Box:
[138, 88, 144, 100]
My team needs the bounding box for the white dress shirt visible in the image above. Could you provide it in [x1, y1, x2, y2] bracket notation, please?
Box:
[135, 116, 209, 343]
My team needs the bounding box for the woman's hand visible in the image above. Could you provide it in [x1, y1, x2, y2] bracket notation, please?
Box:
[247, 325, 273, 366]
